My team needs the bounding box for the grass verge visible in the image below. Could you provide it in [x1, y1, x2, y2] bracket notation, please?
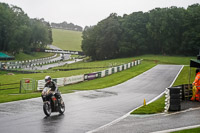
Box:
[131, 96, 165, 114]
[14, 52, 55, 61]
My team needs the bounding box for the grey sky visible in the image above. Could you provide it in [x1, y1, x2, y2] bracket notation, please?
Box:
[0, 0, 199, 27]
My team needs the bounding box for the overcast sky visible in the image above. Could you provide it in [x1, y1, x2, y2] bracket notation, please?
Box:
[0, 0, 199, 27]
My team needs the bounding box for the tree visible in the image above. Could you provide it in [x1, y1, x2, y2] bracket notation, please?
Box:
[119, 11, 149, 56]
[81, 4, 200, 59]
[82, 13, 122, 60]
[0, 3, 13, 52]
[29, 19, 51, 50]
[0, 3, 53, 54]
[182, 4, 200, 55]
[81, 26, 98, 60]
[8, 6, 31, 54]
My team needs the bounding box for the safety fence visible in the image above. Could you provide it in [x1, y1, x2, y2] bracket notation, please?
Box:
[0, 53, 61, 70]
[37, 60, 141, 91]
[0, 79, 36, 93]
[0, 82, 20, 91]
[19, 78, 36, 93]
[165, 84, 192, 112]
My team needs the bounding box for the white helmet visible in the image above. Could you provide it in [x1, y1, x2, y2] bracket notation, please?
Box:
[45, 76, 51, 82]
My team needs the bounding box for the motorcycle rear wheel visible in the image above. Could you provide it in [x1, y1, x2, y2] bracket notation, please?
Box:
[43, 102, 52, 116]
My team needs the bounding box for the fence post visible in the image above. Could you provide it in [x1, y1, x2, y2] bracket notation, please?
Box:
[19, 80, 22, 93]
[35, 80, 38, 91]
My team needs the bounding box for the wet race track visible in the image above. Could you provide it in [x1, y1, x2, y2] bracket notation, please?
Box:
[0, 65, 183, 133]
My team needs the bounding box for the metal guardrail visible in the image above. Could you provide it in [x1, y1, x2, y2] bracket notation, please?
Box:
[0, 53, 59, 70]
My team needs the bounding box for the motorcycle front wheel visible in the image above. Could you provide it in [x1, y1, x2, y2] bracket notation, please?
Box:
[43, 102, 52, 116]
[58, 100, 65, 114]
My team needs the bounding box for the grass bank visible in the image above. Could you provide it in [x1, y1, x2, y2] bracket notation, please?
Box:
[14, 52, 55, 61]
[52, 28, 82, 51]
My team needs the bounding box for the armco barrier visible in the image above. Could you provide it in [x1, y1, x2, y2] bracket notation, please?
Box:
[0, 53, 58, 70]
[84, 73, 98, 80]
[37, 75, 84, 91]
[101, 70, 106, 77]
[37, 60, 141, 91]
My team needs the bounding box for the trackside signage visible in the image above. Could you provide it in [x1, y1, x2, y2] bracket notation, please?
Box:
[84, 73, 98, 80]
[64, 75, 84, 85]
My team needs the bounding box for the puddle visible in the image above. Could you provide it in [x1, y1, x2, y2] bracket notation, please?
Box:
[82, 90, 118, 99]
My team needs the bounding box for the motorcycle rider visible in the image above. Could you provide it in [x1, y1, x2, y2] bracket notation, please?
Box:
[42, 76, 61, 102]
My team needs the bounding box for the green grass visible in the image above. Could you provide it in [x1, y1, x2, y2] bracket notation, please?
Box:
[52, 28, 82, 51]
[171, 127, 200, 133]
[173, 66, 196, 86]
[131, 96, 165, 114]
[0, 55, 195, 103]
[14, 52, 55, 61]
[53, 57, 137, 70]
[139, 55, 194, 65]
[54, 55, 192, 71]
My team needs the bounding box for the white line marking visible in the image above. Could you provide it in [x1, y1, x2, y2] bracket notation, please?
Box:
[164, 107, 200, 116]
[151, 124, 200, 133]
[169, 65, 184, 87]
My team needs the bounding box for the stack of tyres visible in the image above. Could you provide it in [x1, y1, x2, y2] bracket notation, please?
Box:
[169, 87, 181, 111]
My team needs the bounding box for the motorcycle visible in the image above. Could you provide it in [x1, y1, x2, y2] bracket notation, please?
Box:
[41, 87, 65, 116]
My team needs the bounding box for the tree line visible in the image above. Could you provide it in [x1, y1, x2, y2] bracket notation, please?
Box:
[0, 3, 52, 55]
[81, 4, 200, 60]
[51, 21, 83, 31]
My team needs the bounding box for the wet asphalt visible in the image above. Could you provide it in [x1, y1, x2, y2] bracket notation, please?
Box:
[0, 65, 183, 133]
[95, 101, 200, 133]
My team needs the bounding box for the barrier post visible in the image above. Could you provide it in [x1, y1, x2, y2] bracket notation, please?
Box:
[19, 80, 22, 93]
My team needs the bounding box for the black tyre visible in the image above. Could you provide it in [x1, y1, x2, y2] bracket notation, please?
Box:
[43, 102, 52, 116]
[58, 99, 65, 114]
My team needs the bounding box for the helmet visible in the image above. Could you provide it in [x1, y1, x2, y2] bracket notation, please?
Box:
[45, 76, 51, 82]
